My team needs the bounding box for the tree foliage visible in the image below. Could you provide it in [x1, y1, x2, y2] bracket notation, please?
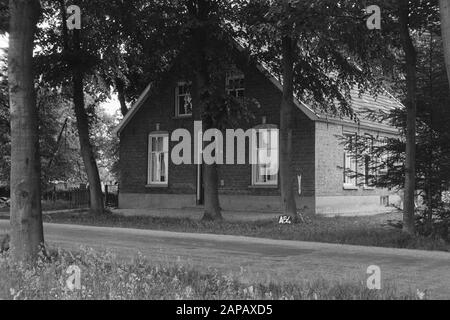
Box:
[241, 0, 394, 117]
[342, 28, 450, 238]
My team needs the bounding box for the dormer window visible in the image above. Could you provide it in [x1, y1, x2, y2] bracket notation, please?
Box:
[226, 70, 245, 98]
[175, 82, 193, 117]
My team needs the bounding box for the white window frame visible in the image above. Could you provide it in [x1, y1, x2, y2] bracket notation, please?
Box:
[251, 128, 278, 187]
[225, 70, 245, 99]
[343, 133, 358, 189]
[175, 81, 192, 118]
[147, 133, 169, 186]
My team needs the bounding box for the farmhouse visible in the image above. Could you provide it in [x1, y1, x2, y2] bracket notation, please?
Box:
[114, 55, 402, 216]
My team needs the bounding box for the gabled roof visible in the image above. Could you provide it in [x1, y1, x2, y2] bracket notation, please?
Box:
[315, 88, 402, 134]
[113, 82, 153, 137]
[114, 61, 402, 137]
[254, 62, 402, 134]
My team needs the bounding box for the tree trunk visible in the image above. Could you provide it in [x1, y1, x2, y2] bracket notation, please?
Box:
[59, 1, 104, 215]
[399, 1, 417, 235]
[116, 78, 128, 116]
[279, 35, 297, 218]
[8, 0, 44, 262]
[202, 162, 222, 221]
[196, 72, 222, 221]
[71, 29, 104, 215]
[72, 70, 104, 215]
[46, 118, 68, 171]
[189, 0, 222, 221]
[440, 0, 450, 91]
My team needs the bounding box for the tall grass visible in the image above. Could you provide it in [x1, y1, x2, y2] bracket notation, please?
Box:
[0, 247, 420, 300]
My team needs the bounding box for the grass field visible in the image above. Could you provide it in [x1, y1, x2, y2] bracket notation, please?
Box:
[1, 208, 448, 252]
[0, 247, 420, 300]
[26, 210, 449, 252]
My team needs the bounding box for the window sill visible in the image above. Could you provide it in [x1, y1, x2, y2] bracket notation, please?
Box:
[173, 115, 192, 119]
[145, 184, 168, 188]
[363, 186, 376, 190]
[248, 185, 278, 189]
[343, 185, 359, 190]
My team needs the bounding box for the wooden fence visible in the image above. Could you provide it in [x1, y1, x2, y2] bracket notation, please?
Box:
[42, 187, 90, 209]
[42, 184, 119, 210]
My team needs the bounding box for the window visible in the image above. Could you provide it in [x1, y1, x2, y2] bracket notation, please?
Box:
[364, 135, 376, 188]
[148, 133, 169, 185]
[252, 128, 278, 186]
[226, 70, 245, 98]
[343, 133, 357, 189]
[175, 82, 193, 117]
[377, 138, 389, 176]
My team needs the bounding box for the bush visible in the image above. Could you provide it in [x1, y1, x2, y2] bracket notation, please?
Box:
[0, 247, 421, 300]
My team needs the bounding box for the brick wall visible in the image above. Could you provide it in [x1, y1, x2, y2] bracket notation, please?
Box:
[119, 61, 316, 199]
[118, 58, 401, 214]
[314, 120, 396, 197]
[120, 71, 197, 196]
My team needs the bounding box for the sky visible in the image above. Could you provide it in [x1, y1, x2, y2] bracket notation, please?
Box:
[0, 34, 120, 116]
[0, 35, 6, 49]
[101, 95, 120, 116]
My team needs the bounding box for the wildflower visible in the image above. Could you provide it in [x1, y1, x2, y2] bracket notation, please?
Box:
[416, 289, 427, 300]
[10, 288, 22, 300]
[184, 286, 193, 298]
[264, 291, 273, 299]
[244, 286, 254, 297]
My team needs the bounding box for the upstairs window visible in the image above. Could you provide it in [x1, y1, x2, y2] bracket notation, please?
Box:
[175, 82, 193, 117]
[148, 133, 169, 185]
[226, 70, 245, 99]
